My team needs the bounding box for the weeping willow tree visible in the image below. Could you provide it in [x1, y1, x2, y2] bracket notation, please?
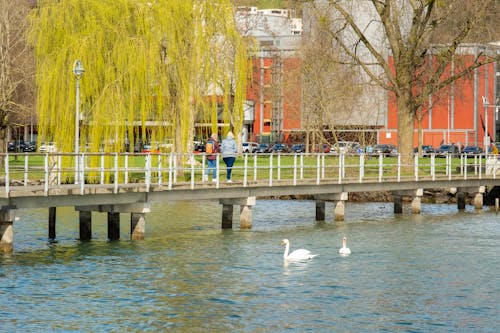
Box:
[28, 0, 250, 163]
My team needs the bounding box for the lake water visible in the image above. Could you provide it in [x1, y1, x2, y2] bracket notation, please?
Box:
[1, 200, 499, 332]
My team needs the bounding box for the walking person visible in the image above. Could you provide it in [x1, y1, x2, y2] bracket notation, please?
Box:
[221, 131, 237, 182]
[204, 133, 219, 182]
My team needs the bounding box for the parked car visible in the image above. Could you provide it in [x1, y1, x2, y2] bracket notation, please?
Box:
[256, 143, 270, 153]
[290, 143, 306, 153]
[242, 142, 259, 153]
[462, 145, 483, 156]
[414, 145, 435, 156]
[313, 143, 331, 153]
[270, 143, 289, 153]
[331, 141, 359, 154]
[372, 144, 397, 156]
[436, 144, 460, 157]
[194, 141, 206, 153]
[39, 142, 57, 153]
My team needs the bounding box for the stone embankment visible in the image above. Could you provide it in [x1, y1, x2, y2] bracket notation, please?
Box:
[273, 188, 499, 205]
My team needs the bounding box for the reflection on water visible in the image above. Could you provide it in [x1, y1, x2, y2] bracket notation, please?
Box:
[1, 200, 499, 332]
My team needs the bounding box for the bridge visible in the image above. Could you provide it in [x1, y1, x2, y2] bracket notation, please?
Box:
[1, 151, 499, 252]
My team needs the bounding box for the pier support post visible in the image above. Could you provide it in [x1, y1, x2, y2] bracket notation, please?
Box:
[334, 200, 345, 221]
[130, 213, 145, 240]
[457, 192, 466, 210]
[77, 203, 150, 240]
[314, 192, 348, 222]
[220, 197, 256, 229]
[473, 186, 485, 210]
[0, 206, 15, 253]
[315, 200, 325, 221]
[411, 189, 423, 214]
[49, 207, 56, 239]
[393, 195, 403, 214]
[222, 204, 233, 229]
[108, 212, 120, 241]
[79, 211, 92, 241]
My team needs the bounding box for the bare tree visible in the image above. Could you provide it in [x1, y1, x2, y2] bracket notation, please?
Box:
[0, 0, 35, 155]
[310, 0, 499, 164]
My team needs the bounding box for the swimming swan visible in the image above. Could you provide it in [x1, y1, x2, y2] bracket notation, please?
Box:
[339, 237, 351, 255]
[280, 239, 319, 260]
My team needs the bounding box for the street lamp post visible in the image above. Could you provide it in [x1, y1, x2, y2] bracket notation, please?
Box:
[73, 60, 85, 184]
[483, 96, 490, 152]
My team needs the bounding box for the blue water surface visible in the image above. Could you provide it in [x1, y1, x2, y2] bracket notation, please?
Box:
[1, 200, 499, 332]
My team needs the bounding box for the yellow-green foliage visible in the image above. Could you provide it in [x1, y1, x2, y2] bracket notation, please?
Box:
[29, 0, 249, 156]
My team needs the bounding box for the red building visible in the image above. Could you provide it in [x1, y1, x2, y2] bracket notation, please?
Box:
[379, 43, 499, 150]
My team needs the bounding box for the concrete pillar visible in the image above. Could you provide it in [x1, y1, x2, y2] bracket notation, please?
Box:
[107, 212, 120, 241]
[411, 196, 421, 214]
[473, 186, 485, 210]
[457, 192, 466, 210]
[334, 200, 345, 221]
[0, 207, 15, 253]
[131, 213, 145, 240]
[411, 189, 423, 214]
[240, 205, 252, 229]
[473, 193, 483, 210]
[48, 207, 56, 239]
[393, 195, 403, 214]
[239, 196, 256, 229]
[222, 204, 233, 229]
[315, 200, 325, 221]
[79, 211, 92, 241]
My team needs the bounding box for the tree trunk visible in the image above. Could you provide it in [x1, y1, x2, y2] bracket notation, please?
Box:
[397, 93, 416, 166]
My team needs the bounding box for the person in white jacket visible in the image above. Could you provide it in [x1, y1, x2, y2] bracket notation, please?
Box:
[220, 132, 237, 182]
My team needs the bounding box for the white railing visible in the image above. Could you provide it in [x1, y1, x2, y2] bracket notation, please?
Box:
[1, 151, 499, 196]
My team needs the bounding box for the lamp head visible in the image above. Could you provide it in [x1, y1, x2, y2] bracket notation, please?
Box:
[73, 60, 85, 78]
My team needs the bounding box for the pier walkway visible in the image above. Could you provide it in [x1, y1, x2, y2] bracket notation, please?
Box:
[1, 151, 499, 252]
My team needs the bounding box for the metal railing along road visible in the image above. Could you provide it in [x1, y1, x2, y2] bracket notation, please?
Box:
[1, 152, 499, 197]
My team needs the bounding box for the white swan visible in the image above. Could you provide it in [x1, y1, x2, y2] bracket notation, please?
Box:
[280, 239, 319, 260]
[339, 236, 351, 255]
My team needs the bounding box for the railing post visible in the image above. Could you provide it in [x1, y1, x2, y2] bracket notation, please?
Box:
[277, 153, 281, 180]
[359, 154, 364, 183]
[4, 153, 9, 195]
[145, 153, 151, 192]
[158, 154, 162, 185]
[190, 153, 195, 189]
[44, 154, 49, 196]
[168, 153, 173, 190]
[114, 153, 119, 193]
[446, 154, 452, 180]
[494, 155, 497, 179]
[100, 155, 105, 185]
[378, 154, 383, 182]
[57, 155, 62, 186]
[431, 154, 435, 181]
[463, 155, 468, 180]
[338, 153, 342, 184]
[253, 153, 258, 181]
[397, 154, 401, 182]
[24, 154, 29, 186]
[243, 154, 248, 187]
[215, 154, 220, 188]
[414, 153, 419, 181]
[269, 154, 273, 187]
[124, 154, 129, 184]
[173, 154, 177, 184]
[293, 154, 297, 186]
[316, 154, 320, 185]
[80, 153, 85, 195]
